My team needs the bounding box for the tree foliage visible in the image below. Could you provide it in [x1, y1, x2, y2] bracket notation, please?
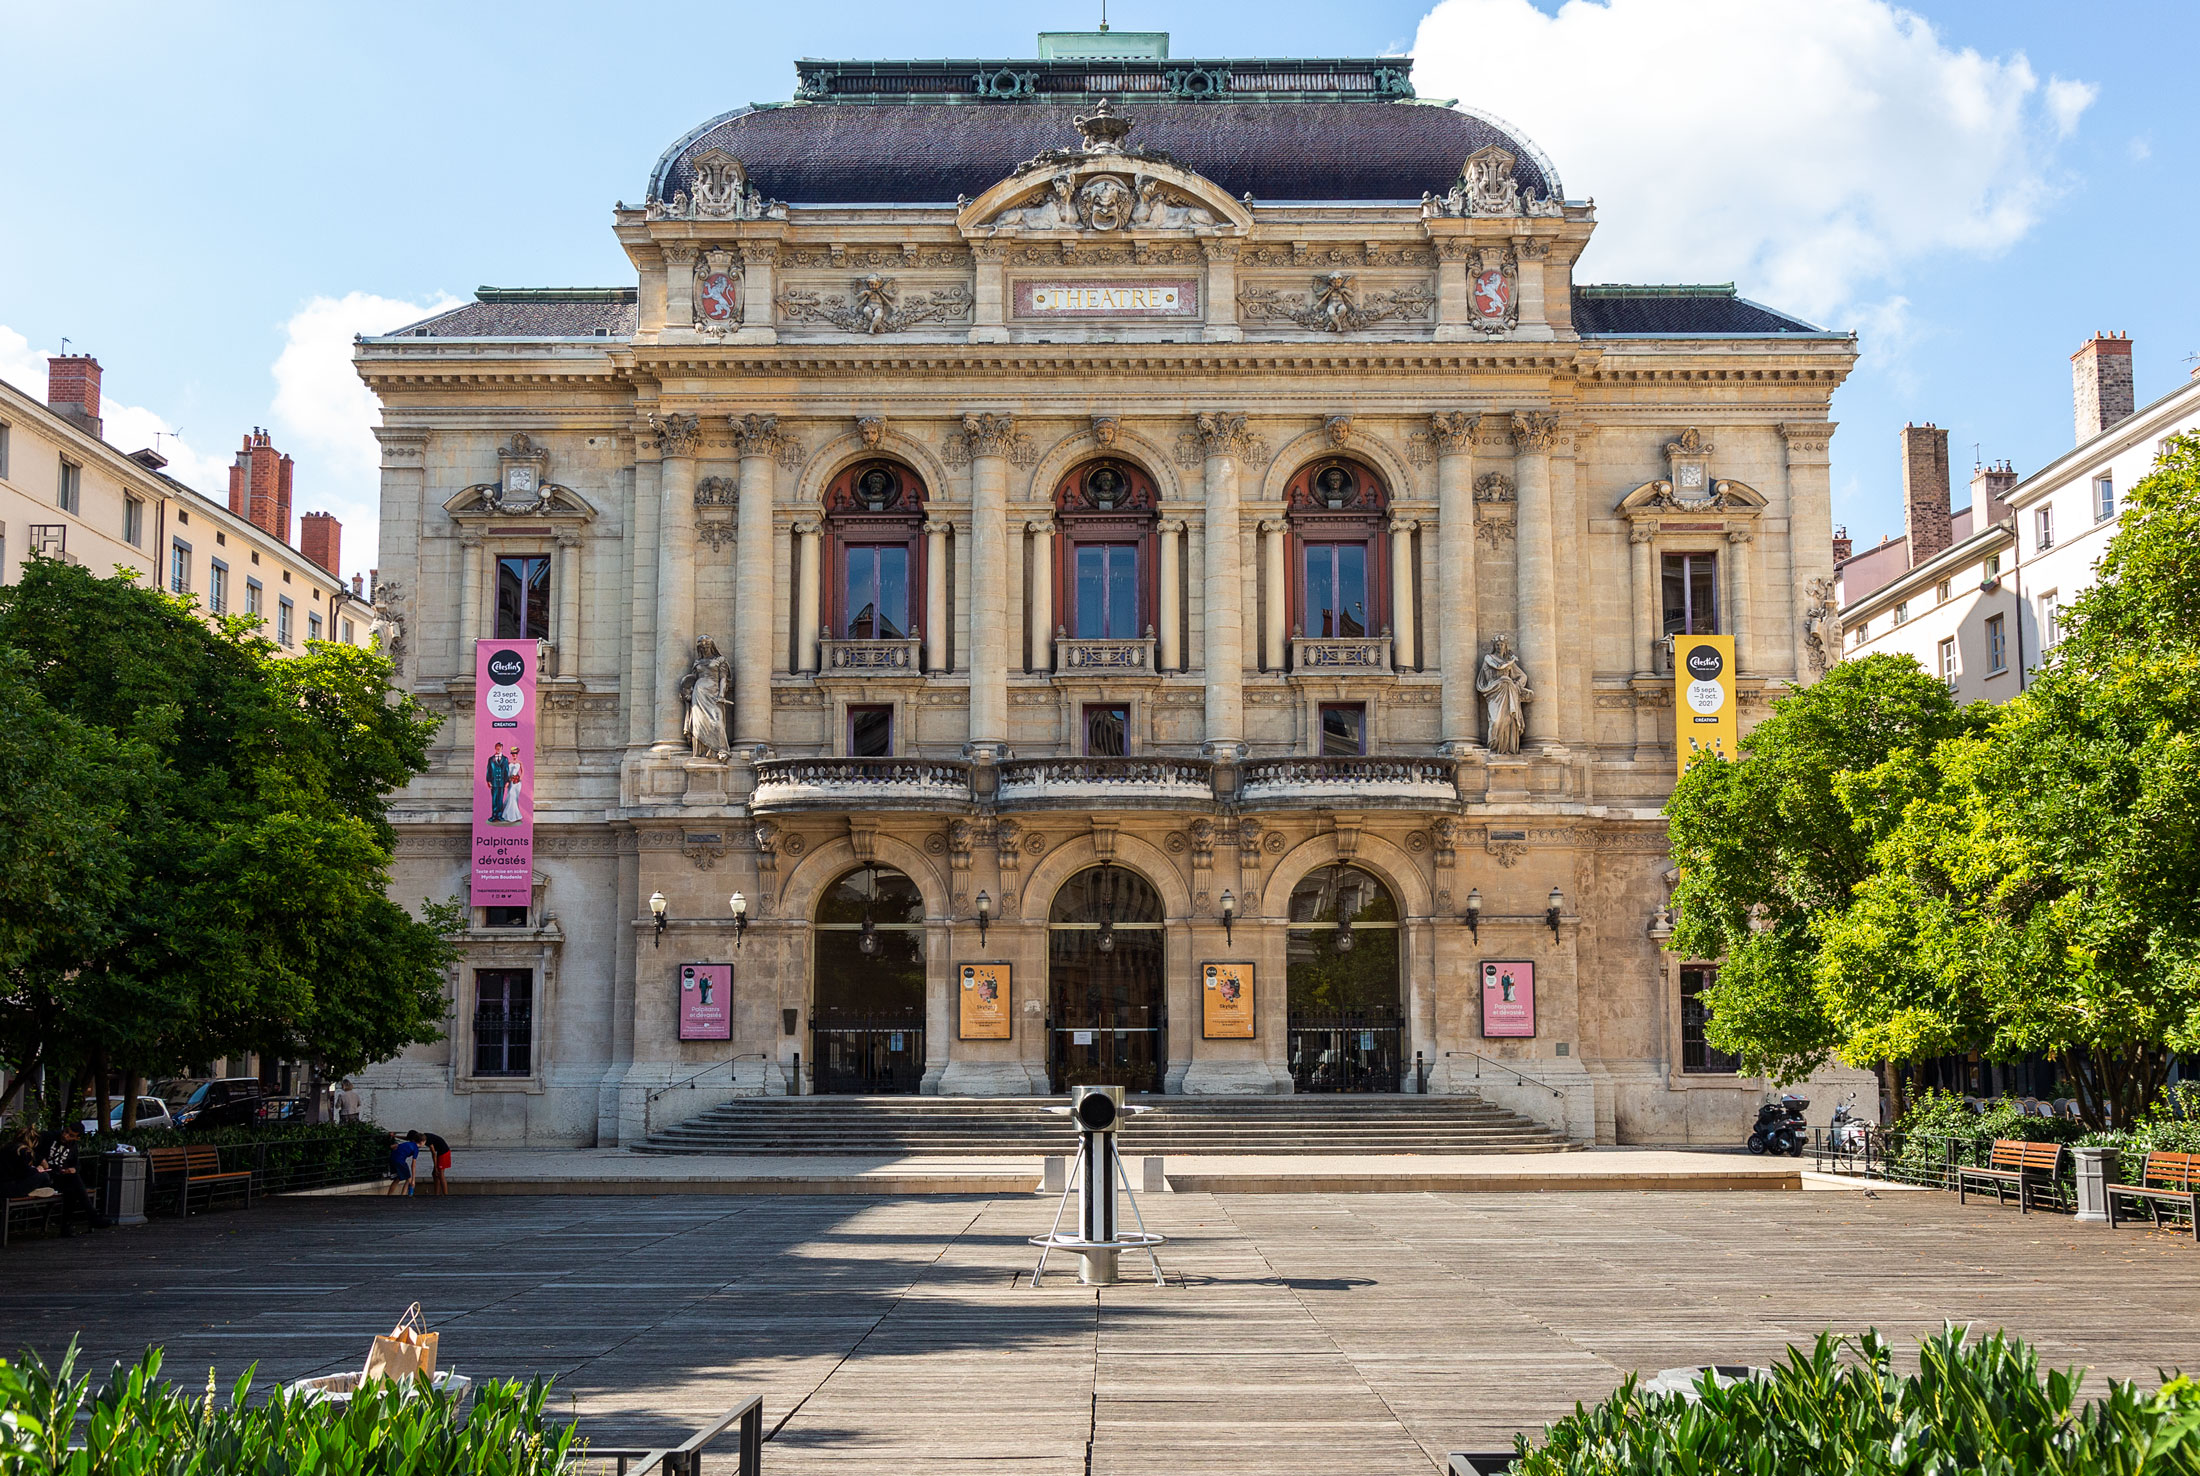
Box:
[0, 558, 454, 1123]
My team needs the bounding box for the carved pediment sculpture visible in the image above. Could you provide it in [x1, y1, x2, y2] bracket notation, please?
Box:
[777, 274, 973, 334]
[1421, 144, 1565, 219]
[649, 147, 786, 222]
[960, 102, 1248, 238]
[444, 433, 598, 519]
[1237, 271, 1436, 333]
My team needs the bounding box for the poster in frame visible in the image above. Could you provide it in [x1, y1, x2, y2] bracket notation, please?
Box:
[1201, 961, 1256, 1039]
[1479, 959, 1537, 1038]
[958, 962, 1012, 1040]
[678, 963, 732, 1041]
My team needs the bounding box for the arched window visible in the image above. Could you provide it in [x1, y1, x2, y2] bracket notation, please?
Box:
[1053, 459, 1159, 641]
[1285, 863, 1402, 1093]
[824, 460, 927, 643]
[1285, 458, 1388, 643]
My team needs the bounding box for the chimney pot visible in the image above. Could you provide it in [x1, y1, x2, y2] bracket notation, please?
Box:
[1901, 422, 1953, 569]
[45, 354, 103, 438]
[2073, 332, 2136, 444]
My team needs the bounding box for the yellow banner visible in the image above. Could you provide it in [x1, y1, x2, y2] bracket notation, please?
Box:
[1674, 633, 1738, 773]
[1201, 962, 1255, 1039]
[958, 963, 1011, 1040]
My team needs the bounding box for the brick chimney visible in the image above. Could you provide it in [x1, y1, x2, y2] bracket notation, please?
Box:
[2073, 331, 2134, 443]
[300, 511, 341, 574]
[1969, 459, 2018, 527]
[227, 428, 294, 544]
[46, 355, 102, 437]
[1901, 422, 1952, 569]
[1831, 524, 1853, 564]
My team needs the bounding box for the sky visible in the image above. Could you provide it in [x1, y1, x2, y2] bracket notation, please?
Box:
[1, 0, 2192, 577]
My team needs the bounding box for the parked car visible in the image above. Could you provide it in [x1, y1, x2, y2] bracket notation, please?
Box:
[174, 1077, 264, 1130]
[79, 1096, 176, 1133]
[255, 1096, 309, 1124]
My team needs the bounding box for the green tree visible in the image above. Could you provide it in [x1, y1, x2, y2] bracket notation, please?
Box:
[0, 558, 454, 1124]
[1662, 655, 1975, 1083]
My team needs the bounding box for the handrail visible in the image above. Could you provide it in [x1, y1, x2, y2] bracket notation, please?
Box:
[644, 1055, 769, 1136]
[579, 1395, 765, 1475]
[1445, 1049, 1567, 1099]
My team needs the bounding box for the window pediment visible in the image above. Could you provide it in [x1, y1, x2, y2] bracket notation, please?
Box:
[961, 157, 1250, 239]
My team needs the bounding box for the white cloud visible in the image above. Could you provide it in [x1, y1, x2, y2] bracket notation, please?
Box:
[1412, 0, 2093, 323]
[271, 292, 459, 575]
[0, 324, 234, 495]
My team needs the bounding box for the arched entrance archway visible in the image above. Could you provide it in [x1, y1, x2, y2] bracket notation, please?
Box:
[812, 864, 926, 1093]
[1048, 864, 1165, 1093]
[1285, 865, 1402, 1092]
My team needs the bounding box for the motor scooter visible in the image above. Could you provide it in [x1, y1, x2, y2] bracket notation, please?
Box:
[1746, 1093, 1809, 1156]
[1824, 1091, 1867, 1158]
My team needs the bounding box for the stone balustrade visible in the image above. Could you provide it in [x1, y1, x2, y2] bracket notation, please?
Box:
[1237, 754, 1459, 809]
[819, 636, 925, 674]
[1289, 634, 1393, 672]
[1053, 636, 1157, 673]
[750, 756, 972, 813]
[995, 755, 1215, 810]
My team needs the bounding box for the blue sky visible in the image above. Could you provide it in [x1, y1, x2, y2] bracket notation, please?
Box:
[1, 0, 2190, 574]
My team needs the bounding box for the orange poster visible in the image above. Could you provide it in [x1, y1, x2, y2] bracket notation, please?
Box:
[1674, 634, 1738, 773]
[958, 962, 1012, 1040]
[1201, 962, 1255, 1039]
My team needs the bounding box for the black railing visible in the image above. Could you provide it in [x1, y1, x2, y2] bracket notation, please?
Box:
[575, 1395, 764, 1475]
[1808, 1126, 2080, 1210]
[645, 1054, 771, 1135]
[473, 1008, 533, 1078]
[1444, 1049, 1567, 1100]
[1288, 1011, 1403, 1093]
[810, 1009, 925, 1094]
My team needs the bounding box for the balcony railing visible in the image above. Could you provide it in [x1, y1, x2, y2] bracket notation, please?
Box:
[750, 756, 972, 813]
[1053, 636, 1157, 673]
[1290, 634, 1392, 672]
[819, 636, 923, 673]
[1238, 755, 1459, 808]
[996, 755, 1213, 809]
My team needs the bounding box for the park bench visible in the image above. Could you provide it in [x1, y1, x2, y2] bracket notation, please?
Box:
[147, 1145, 252, 1217]
[3, 1193, 61, 1247]
[1956, 1139, 2063, 1213]
[2105, 1150, 2200, 1242]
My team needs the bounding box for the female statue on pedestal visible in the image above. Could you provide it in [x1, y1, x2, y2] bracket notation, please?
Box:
[678, 636, 732, 762]
[1476, 634, 1533, 755]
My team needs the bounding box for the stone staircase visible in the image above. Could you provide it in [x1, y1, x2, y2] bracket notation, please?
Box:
[635, 1094, 1578, 1156]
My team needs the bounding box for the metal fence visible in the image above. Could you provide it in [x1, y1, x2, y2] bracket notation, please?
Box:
[1808, 1126, 2080, 1210]
[570, 1395, 764, 1475]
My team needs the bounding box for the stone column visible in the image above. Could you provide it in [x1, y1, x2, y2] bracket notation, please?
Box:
[1388, 516, 1417, 669]
[1782, 421, 1838, 681]
[650, 415, 701, 750]
[1512, 237, 1552, 340]
[458, 533, 485, 644]
[625, 454, 661, 751]
[1259, 517, 1287, 671]
[729, 413, 786, 749]
[1198, 414, 1250, 743]
[1027, 518, 1054, 672]
[1431, 235, 1473, 342]
[1201, 241, 1241, 343]
[924, 517, 951, 673]
[795, 518, 822, 674]
[554, 530, 582, 677]
[962, 413, 1018, 743]
[663, 246, 696, 335]
[1430, 412, 1479, 746]
[1156, 518, 1185, 672]
[1629, 521, 1658, 676]
[737, 242, 778, 344]
[1513, 413, 1562, 747]
[970, 244, 1008, 344]
[1727, 527, 1755, 674]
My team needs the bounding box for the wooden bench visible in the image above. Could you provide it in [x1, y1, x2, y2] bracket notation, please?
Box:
[1956, 1139, 2064, 1213]
[2, 1194, 62, 1247]
[2106, 1150, 2200, 1242]
[147, 1145, 252, 1217]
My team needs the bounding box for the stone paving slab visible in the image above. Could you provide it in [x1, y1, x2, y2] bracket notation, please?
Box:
[7, 1189, 2195, 1474]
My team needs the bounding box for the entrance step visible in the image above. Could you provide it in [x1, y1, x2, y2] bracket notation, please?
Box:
[634, 1094, 1577, 1156]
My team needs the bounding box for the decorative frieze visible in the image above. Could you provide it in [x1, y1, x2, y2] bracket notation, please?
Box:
[777, 275, 974, 334]
[1238, 272, 1436, 332]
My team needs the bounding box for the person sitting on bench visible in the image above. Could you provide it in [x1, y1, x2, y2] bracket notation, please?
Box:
[39, 1124, 110, 1234]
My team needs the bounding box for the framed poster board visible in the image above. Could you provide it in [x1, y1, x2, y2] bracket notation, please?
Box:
[1480, 960, 1537, 1038]
[678, 963, 732, 1041]
[958, 962, 1012, 1040]
[1201, 962, 1256, 1039]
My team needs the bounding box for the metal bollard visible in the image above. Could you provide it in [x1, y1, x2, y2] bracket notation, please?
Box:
[1042, 1155, 1067, 1195]
[1029, 1085, 1166, 1287]
[1142, 1156, 1166, 1193]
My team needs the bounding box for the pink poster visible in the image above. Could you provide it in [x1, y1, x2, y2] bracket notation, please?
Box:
[1480, 960, 1537, 1038]
[679, 963, 732, 1041]
[470, 639, 537, 907]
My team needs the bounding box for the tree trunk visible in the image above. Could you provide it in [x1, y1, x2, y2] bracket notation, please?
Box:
[93, 1045, 111, 1134]
[121, 1074, 141, 1132]
[0, 1043, 39, 1113]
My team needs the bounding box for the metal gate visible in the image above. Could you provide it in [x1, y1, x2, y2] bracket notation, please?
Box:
[810, 1007, 925, 1094]
[1286, 1010, 1402, 1093]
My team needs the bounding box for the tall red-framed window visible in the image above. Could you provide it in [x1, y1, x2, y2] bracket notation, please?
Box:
[824, 460, 928, 649]
[1284, 458, 1388, 654]
[1052, 459, 1159, 639]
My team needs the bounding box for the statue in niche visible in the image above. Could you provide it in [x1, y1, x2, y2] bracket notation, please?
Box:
[678, 636, 733, 762]
[1476, 634, 1534, 755]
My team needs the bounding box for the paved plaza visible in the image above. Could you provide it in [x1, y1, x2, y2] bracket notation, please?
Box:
[5, 1189, 2199, 1474]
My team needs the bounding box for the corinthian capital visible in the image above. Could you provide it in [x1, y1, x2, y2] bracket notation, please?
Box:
[960, 412, 1020, 458]
[650, 412, 703, 458]
[1194, 411, 1253, 459]
[1511, 412, 1562, 453]
[1428, 410, 1479, 455]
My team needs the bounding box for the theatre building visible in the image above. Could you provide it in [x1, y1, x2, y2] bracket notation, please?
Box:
[355, 32, 1873, 1146]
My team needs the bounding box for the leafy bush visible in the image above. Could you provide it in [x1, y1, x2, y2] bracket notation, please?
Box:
[105, 1121, 391, 1194]
[1510, 1326, 2200, 1475]
[1885, 1090, 2085, 1187]
[0, 1342, 581, 1475]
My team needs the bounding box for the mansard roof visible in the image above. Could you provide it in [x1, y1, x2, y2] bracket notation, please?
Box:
[1569, 285, 1827, 336]
[385, 288, 638, 340]
[649, 100, 1558, 208]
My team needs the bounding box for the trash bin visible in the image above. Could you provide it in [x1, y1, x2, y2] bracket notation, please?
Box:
[101, 1152, 148, 1226]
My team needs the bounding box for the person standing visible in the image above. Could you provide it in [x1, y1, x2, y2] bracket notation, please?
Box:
[336, 1079, 363, 1124]
[385, 1131, 421, 1195]
[422, 1130, 452, 1196]
[40, 1124, 110, 1234]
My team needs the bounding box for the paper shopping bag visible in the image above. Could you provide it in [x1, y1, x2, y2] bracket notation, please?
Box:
[361, 1303, 439, 1382]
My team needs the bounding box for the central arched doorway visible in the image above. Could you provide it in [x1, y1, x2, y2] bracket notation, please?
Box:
[812, 864, 926, 1093]
[1285, 865, 1403, 1092]
[1048, 864, 1165, 1093]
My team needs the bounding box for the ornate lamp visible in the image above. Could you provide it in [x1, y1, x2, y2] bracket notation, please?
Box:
[858, 866, 880, 956]
[649, 891, 667, 946]
[729, 891, 748, 949]
[976, 889, 992, 948]
[1219, 888, 1236, 947]
[1464, 887, 1483, 942]
[1331, 864, 1356, 955]
[1546, 886, 1565, 942]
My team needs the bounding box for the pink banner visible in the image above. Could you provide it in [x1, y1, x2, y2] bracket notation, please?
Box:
[1480, 960, 1537, 1038]
[679, 963, 732, 1040]
[470, 639, 537, 907]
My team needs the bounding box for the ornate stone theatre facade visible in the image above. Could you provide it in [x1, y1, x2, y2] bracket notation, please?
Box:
[356, 39, 1870, 1146]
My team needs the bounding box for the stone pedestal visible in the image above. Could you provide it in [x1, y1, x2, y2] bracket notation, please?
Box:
[2073, 1144, 2119, 1224]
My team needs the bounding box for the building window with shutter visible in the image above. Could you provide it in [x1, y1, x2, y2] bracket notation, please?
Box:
[308, 611, 322, 642]
[2094, 474, 2115, 522]
[278, 596, 294, 646]
[1986, 613, 2007, 673]
[2039, 591, 2059, 648]
[57, 459, 80, 515]
[246, 578, 263, 617]
[169, 539, 190, 594]
[1938, 637, 1957, 689]
[1680, 966, 1739, 1074]
[209, 560, 228, 616]
[123, 496, 143, 547]
[2035, 506, 2054, 552]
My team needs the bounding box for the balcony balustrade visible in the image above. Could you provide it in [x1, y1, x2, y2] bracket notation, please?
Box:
[819, 635, 924, 674]
[995, 755, 1214, 811]
[1289, 633, 1392, 673]
[749, 756, 971, 814]
[1238, 755, 1459, 810]
[1052, 635, 1157, 674]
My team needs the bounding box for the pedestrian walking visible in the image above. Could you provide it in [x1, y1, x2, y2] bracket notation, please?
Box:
[421, 1130, 452, 1196]
[39, 1124, 111, 1234]
[385, 1130, 422, 1196]
[336, 1079, 363, 1124]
